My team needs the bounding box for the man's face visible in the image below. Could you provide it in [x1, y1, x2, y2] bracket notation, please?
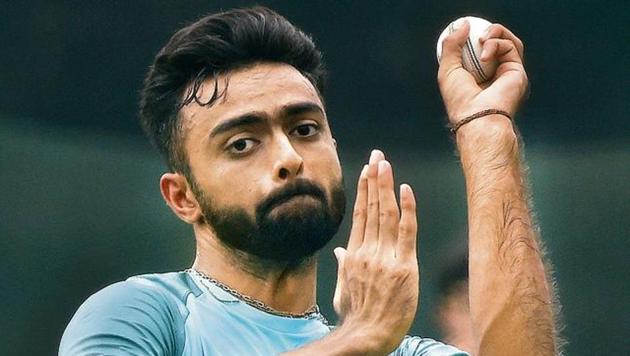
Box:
[180, 62, 345, 262]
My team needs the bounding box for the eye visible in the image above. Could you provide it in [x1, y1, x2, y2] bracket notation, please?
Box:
[291, 123, 319, 137]
[227, 138, 258, 155]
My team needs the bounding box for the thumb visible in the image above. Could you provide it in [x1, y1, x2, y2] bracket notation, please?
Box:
[333, 247, 347, 277]
[438, 19, 470, 77]
[332, 247, 347, 312]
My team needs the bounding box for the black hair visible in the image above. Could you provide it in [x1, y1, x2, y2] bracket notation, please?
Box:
[139, 6, 326, 175]
[438, 253, 469, 298]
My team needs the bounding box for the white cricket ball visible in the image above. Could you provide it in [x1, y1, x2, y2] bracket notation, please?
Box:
[436, 16, 498, 83]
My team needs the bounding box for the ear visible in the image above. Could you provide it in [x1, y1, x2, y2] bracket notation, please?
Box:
[160, 173, 203, 224]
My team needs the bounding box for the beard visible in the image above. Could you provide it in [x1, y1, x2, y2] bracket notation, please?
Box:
[192, 177, 346, 264]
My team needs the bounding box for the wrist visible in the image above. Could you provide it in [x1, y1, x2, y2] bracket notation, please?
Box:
[455, 115, 522, 177]
[449, 109, 512, 135]
[334, 320, 395, 355]
[455, 114, 517, 146]
[281, 322, 380, 356]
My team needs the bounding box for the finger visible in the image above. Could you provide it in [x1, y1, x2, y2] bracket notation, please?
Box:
[479, 23, 524, 60]
[333, 247, 346, 276]
[480, 38, 522, 65]
[396, 184, 418, 261]
[438, 19, 470, 69]
[347, 165, 368, 252]
[376, 160, 399, 257]
[437, 20, 478, 95]
[363, 149, 385, 251]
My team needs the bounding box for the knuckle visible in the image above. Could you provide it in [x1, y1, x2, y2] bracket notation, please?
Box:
[402, 198, 416, 210]
[375, 263, 385, 274]
[360, 258, 372, 271]
[492, 23, 505, 32]
[378, 260, 392, 273]
[442, 35, 456, 47]
[485, 24, 498, 36]
[352, 208, 366, 220]
[399, 224, 413, 236]
[379, 208, 398, 220]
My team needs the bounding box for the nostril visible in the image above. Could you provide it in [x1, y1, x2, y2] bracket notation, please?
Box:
[278, 168, 289, 179]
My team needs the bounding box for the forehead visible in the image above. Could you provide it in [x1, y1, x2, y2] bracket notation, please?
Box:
[180, 62, 324, 130]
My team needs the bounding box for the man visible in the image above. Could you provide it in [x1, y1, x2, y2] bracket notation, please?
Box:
[435, 252, 475, 354]
[60, 6, 557, 355]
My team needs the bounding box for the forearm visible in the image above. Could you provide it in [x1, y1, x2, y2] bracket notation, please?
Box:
[457, 116, 555, 355]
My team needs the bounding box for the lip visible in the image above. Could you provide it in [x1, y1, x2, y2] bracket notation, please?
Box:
[274, 194, 320, 207]
[281, 193, 318, 203]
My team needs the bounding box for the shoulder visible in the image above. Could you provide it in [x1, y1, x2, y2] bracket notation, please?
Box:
[70, 271, 199, 323]
[59, 271, 199, 356]
[125, 270, 203, 305]
[392, 336, 470, 356]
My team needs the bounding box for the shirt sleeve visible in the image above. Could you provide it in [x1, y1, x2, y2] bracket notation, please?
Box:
[391, 336, 470, 356]
[59, 280, 182, 356]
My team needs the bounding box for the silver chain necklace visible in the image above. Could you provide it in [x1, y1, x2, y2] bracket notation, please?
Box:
[187, 268, 327, 323]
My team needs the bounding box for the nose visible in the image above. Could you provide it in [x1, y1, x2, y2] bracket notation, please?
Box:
[272, 135, 304, 182]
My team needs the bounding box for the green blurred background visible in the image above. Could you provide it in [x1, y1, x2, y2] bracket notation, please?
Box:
[1, 1, 627, 355]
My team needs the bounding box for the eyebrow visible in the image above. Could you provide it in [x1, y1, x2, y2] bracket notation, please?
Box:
[280, 101, 324, 118]
[209, 101, 324, 138]
[209, 114, 265, 138]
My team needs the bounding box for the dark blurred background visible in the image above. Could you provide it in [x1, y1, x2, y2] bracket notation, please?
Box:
[1, 1, 628, 355]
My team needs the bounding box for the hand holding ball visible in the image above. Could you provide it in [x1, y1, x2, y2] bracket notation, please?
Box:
[436, 16, 497, 83]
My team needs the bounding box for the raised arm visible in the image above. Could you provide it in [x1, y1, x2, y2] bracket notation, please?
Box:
[437, 21, 558, 355]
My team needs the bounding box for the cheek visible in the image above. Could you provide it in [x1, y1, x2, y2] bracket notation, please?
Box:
[308, 144, 343, 183]
[196, 164, 265, 213]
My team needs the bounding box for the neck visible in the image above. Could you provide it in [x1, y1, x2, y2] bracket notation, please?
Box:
[192, 225, 318, 315]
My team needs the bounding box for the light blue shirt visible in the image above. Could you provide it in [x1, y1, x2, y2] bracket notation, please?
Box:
[60, 271, 467, 355]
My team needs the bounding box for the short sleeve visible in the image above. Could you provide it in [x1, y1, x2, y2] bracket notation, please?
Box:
[59, 280, 182, 356]
[391, 336, 470, 356]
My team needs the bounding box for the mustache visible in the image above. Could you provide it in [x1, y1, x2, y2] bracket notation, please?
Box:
[256, 178, 328, 217]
